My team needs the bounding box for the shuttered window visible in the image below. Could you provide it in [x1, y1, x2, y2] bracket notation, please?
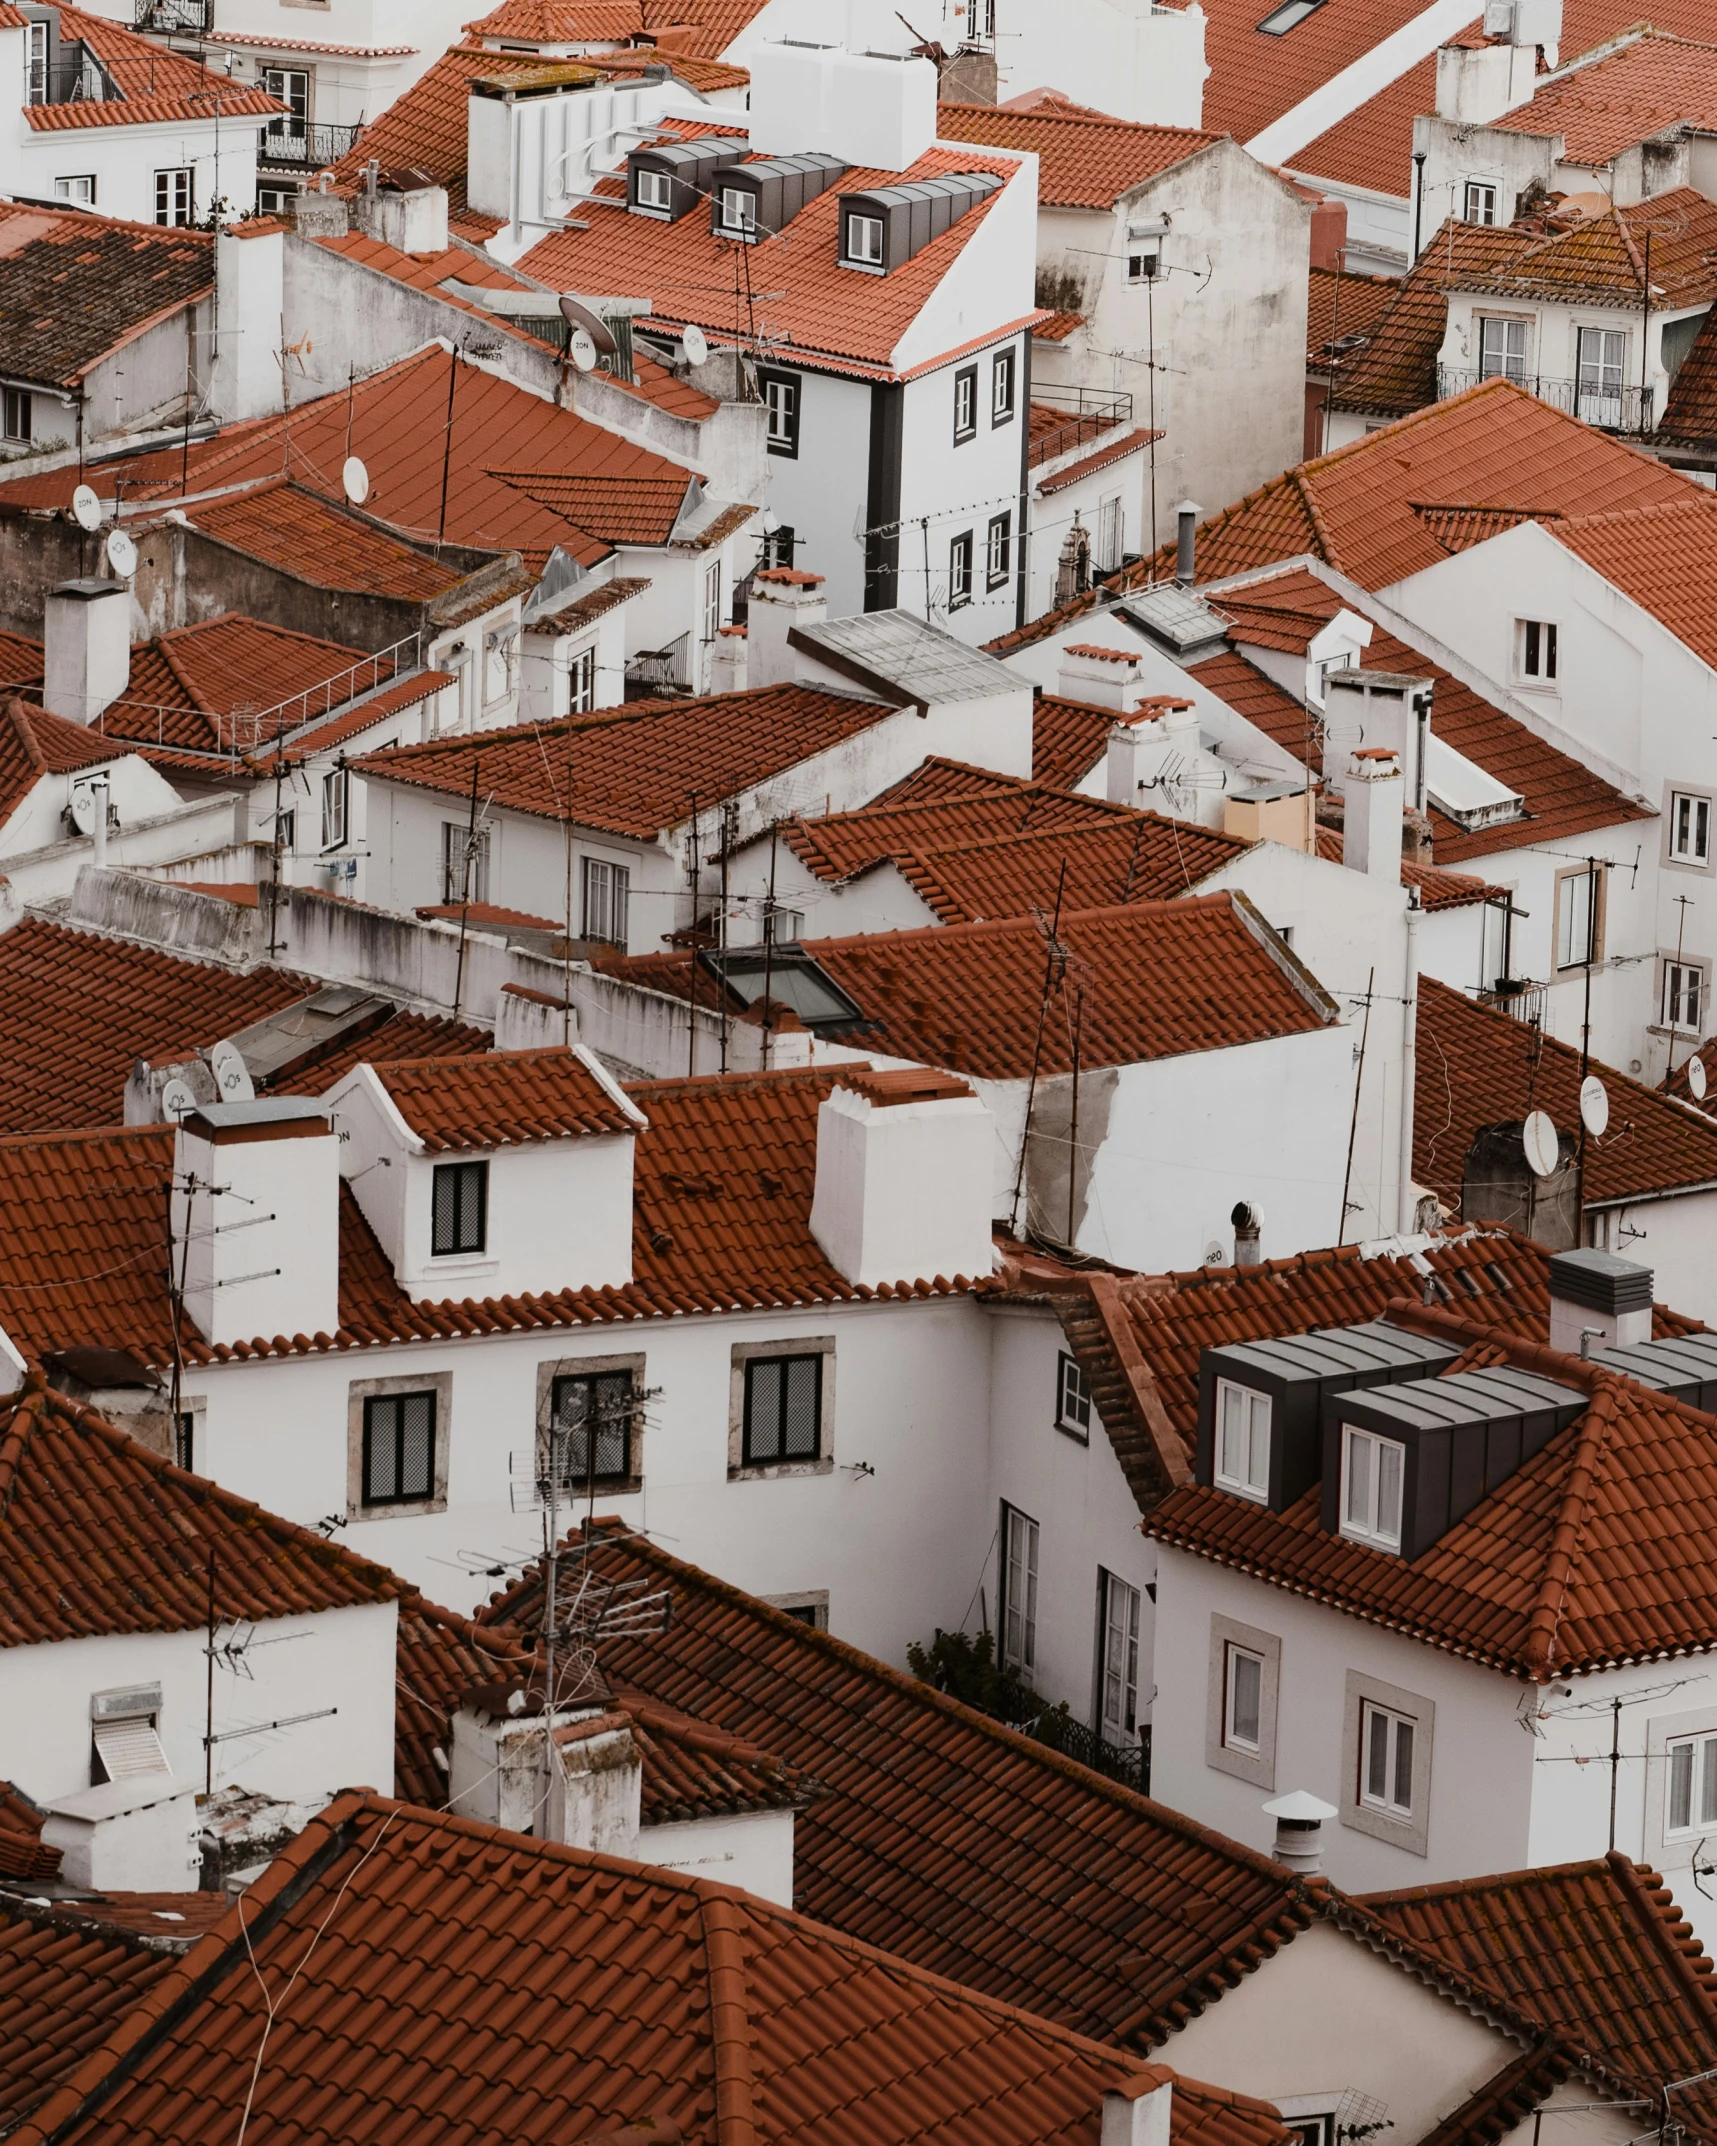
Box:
[743, 1354, 822, 1464]
[363, 1390, 436, 1505]
[431, 1160, 488, 1257]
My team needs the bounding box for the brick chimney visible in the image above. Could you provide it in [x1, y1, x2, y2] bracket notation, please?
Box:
[42, 579, 129, 725]
[746, 569, 827, 690]
[810, 1069, 993, 1288]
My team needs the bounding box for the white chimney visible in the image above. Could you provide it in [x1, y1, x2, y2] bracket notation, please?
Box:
[1102, 2078, 1173, 2146]
[1058, 643, 1154, 714]
[212, 224, 286, 424]
[810, 1069, 994, 1288]
[746, 569, 827, 690]
[1548, 1248, 1653, 1356]
[1262, 1790, 1337, 1874]
[1105, 697, 1217, 824]
[709, 624, 748, 695]
[356, 178, 450, 256]
[42, 1777, 202, 1892]
[42, 579, 130, 725]
[547, 1711, 644, 1856]
[1322, 670, 1433, 814]
[173, 1098, 340, 1348]
[1343, 747, 1404, 881]
[748, 41, 936, 171]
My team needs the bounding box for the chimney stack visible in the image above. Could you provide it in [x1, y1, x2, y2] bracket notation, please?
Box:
[1101, 2078, 1174, 2146]
[1343, 747, 1404, 881]
[547, 1711, 644, 1856]
[1175, 501, 1200, 587]
[709, 623, 748, 695]
[173, 1098, 340, 1347]
[1548, 1248, 1653, 1356]
[1262, 1790, 1337, 1873]
[42, 579, 130, 725]
[746, 569, 827, 690]
[810, 1069, 993, 1289]
[1059, 643, 1152, 714]
[1232, 1201, 1262, 1266]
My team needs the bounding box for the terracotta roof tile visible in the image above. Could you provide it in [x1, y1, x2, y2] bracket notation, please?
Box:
[184, 480, 468, 602]
[1033, 693, 1120, 790]
[0, 1899, 172, 2131]
[893, 816, 1247, 921]
[465, 0, 765, 59]
[1321, 226, 1537, 417]
[0, 632, 42, 694]
[356, 682, 904, 840]
[21, 2, 281, 130]
[779, 766, 1120, 882]
[1549, 495, 1717, 670]
[1442, 187, 1717, 308]
[1037, 427, 1159, 494]
[0, 1781, 59, 1880]
[1495, 31, 1717, 160]
[0, 201, 210, 390]
[413, 898, 563, 930]
[936, 101, 1218, 209]
[1034, 309, 1084, 342]
[278, 669, 455, 757]
[370, 1044, 640, 1148]
[0, 697, 119, 827]
[1198, 0, 1444, 148]
[1660, 304, 1717, 446]
[1306, 261, 1399, 368]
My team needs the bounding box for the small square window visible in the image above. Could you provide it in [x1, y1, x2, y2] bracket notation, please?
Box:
[431, 1158, 487, 1257]
[1360, 1698, 1416, 1816]
[1670, 790, 1711, 866]
[1056, 1350, 1091, 1438]
[760, 369, 799, 457]
[1464, 180, 1498, 225]
[948, 531, 974, 610]
[991, 349, 1016, 423]
[718, 185, 757, 237]
[1214, 1379, 1270, 1502]
[1257, 0, 1324, 30]
[743, 1353, 822, 1465]
[362, 1389, 436, 1506]
[1224, 1641, 1264, 1753]
[953, 365, 978, 443]
[635, 167, 671, 213]
[155, 166, 193, 227]
[1517, 616, 1558, 679]
[174, 1411, 195, 1472]
[845, 212, 883, 267]
[1340, 1423, 1404, 1551]
[54, 174, 95, 205]
[1667, 1732, 1717, 1836]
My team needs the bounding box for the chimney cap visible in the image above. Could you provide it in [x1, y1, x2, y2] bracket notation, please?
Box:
[49, 577, 126, 603]
[1064, 643, 1139, 664]
[1263, 1790, 1336, 1821]
[1548, 1247, 1653, 1316]
[1175, 499, 1201, 518]
[754, 567, 825, 589]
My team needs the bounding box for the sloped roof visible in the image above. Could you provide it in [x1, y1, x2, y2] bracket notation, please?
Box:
[1197, 0, 1444, 149]
[1416, 976, 1717, 1210]
[465, 0, 768, 56]
[1327, 223, 1536, 418]
[891, 816, 1249, 922]
[778, 765, 1143, 881]
[24, 1, 280, 129]
[355, 682, 902, 839]
[936, 100, 1220, 209]
[101, 614, 393, 756]
[183, 479, 468, 602]
[1033, 694, 1117, 791]
[1549, 495, 1717, 672]
[370, 1045, 640, 1147]
[0, 1900, 172, 2133]
[1306, 261, 1399, 369]
[0, 1781, 59, 1879]
[1660, 303, 1717, 448]
[0, 202, 210, 390]
[7, 1787, 1297, 2146]
[0, 697, 120, 825]
[1494, 31, 1717, 160]
[0, 1372, 405, 1648]
[1435, 187, 1717, 309]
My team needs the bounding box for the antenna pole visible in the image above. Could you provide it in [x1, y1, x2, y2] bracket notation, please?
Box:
[1009, 861, 1068, 1236]
[436, 346, 459, 551]
[453, 758, 479, 1019]
[718, 804, 733, 1074]
[1066, 986, 1083, 1245]
[761, 819, 778, 1072]
[563, 740, 575, 1048]
[1574, 857, 1598, 1238]
[686, 796, 699, 1077]
[205, 1546, 217, 1796]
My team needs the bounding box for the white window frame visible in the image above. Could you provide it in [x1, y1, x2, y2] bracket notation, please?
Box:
[948, 530, 974, 611]
[846, 212, 883, 267]
[991, 348, 1015, 423]
[1224, 1641, 1265, 1754]
[1205, 1613, 1280, 1789]
[701, 557, 722, 646]
[26, 19, 47, 102]
[1214, 1377, 1270, 1503]
[261, 63, 308, 136]
[1, 388, 29, 444]
[719, 185, 757, 237]
[1576, 323, 1628, 425]
[761, 370, 798, 457]
[1669, 789, 1712, 868]
[1001, 1502, 1039, 1674]
[155, 166, 193, 227]
[1097, 1570, 1141, 1742]
[581, 855, 630, 947]
[565, 642, 596, 716]
[1055, 1349, 1091, 1440]
[1359, 1698, 1417, 1818]
[953, 366, 978, 443]
[1341, 1669, 1433, 1855]
[320, 766, 347, 850]
[1477, 316, 1526, 382]
[1662, 957, 1707, 1037]
[1464, 179, 1498, 225]
[1096, 492, 1124, 574]
[986, 511, 1011, 591]
[1338, 1422, 1404, 1551]
[440, 818, 491, 905]
[1555, 862, 1604, 972]
[1515, 616, 1558, 682]
[54, 173, 95, 204]
[1666, 1730, 1717, 1839]
[635, 167, 671, 213]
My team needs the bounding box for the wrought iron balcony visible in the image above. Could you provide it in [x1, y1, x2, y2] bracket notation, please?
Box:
[133, 0, 212, 32]
[1438, 365, 1655, 436]
[258, 119, 363, 170]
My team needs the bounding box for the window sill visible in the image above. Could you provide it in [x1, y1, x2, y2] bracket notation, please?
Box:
[1336, 1526, 1401, 1554]
[353, 1497, 446, 1520]
[420, 1253, 499, 1283]
[556, 1475, 642, 1500]
[1512, 678, 1560, 696]
[728, 1455, 835, 1483]
[765, 441, 798, 458]
[1054, 1419, 1090, 1446]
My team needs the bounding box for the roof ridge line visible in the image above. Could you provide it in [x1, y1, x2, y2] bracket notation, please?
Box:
[1526, 1377, 1617, 1679]
[1604, 1848, 1717, 2031]
[701, 1892, 760, 2146]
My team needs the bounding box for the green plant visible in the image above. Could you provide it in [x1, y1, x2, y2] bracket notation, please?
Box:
[906, 1627, 1043, 1725]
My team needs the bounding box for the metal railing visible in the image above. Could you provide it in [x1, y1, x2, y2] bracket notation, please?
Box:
[625, 633, 692, 698]
[1029, 383, 1133, 469]
[1027, 1709, 1150, 1792]
[1478, 980, 1547, 1024]
[1438, 366, 1655, 435]
[133, 0, 212, 31]
[28, 45, 113, 106]
[259, 119, 363, 169]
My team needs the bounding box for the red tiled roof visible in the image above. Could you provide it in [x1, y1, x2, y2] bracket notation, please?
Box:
[1660, 304, 1717, 447]
[0, 697, 120, 826]
[356, 683, 905, 840]
[1198, 0, 1438, 148]
[0, 1372, 405, 1648]
[936, 100, 1218, 209]
[370, 1045, 639, 1148]
[1306, 828, 1501, 909]
[414, 899, 563, 930]
[1437, 187, 1717, 308]
[1417, 975, 1717, 1210]
[0, 1899, 172, 2132]
[280, 669, 455, 758]
[0, 202, 210, 390]
[11, 1786, 1297, 2146]
[1306, 259, 1408, 371]
[893, 817, 1247, 922]
[22, 2, 281, 129]
[1034, 310, 1085, 343]
[1495, 31, 1717, 161]
[465, 0, 765, 59]
[184, 479, 467, 602]
[488, 464, 695, 545]
[1549, 495, 1717, 672]
[1033, 694, 1115, 791]
[0, 631, 42, 694]
[0, 1781, 59, 1880]
[780, 767, 1116, 881]
[1036, 427, 1159, 494]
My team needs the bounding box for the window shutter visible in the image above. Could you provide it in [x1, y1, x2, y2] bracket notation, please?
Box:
[93, 1716, 171, 1781]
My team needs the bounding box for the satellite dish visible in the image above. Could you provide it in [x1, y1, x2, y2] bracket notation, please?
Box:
[71, 483, 101, 532]
[159, 1076, 198, 1123]
[568, 326, 598, 374]
[105, 527, 137, 579]
[204, 1038, 255, 1104]
[1579, 1074, 1610, 1139]
[682, 323, 709, 367]
[67, 786, 97, 835]
[1691, 1056, 1709, 1102]
[1522, 1109, 1560, 1179]
[342, 455, 370, 506]
[557, 294, 617, 356]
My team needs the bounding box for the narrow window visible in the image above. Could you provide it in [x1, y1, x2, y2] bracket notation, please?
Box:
[549, 1369, 634, 1488]
[155, 167, 193, 227]
[1096, 492, 1124, 573]
[1666, 1732, 1717, 1835]
[1360, 1699, 1416, 1816]
[1478, 317, 1527, 382]
[1340, 1425, 1404, 1550]
[26, 20, 47, 102]
[261, 65, 308, 139]
[760, 370, 799, 457]
[1099, 1572, 1141, 1739]
[986, 512, 1012, 590]
[362, 1390, 436, 1505]
[845, 212, 883, 266]
[1056, 1350, 1091, 1438]
[1, 388, 30, 444]
[441, 818, 491, 905]
[1518, 617, 1558, 679]
[430, 1158, 488, 1257]
[1464, 180, 1498, 225]
[634, 167, 671, 213]
[742, 1353, 823, 1464]
[1001, 1503, 1040, 1672]
[948, 531, 974, 610]
[581, 856, 630, 946]
[1556, 864, 1603, 971]
[276, 807, 295, 854]
[1577, 325, 1628, 425]
[953, 366, 978, 443]
[702, 557, 722, 646]
[566, 644, 596, 715]
[53, 174, 95, 204]
[320, 766, 347, 849]
[1670, 790, 1711, 866]
[719, 186, 757, 237]
[991, 348, 1016, 423]
[1214, 1379, 1270, 1502]
[1224, 1642, 1264, 1752]
[1663, 960, 1705, 1035]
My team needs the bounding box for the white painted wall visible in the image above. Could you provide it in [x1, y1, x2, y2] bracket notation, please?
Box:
[630, 1804, 796, 1904]
[1587, 1187, 1717, 1328]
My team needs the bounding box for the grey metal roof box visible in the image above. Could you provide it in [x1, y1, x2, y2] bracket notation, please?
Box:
[1196, 1322, 1460, 1514]
[836, 171, 1000, 274]
[791, 609, 1021, 709]
[1321, 1365, 1586, 1559]
[1549, 1248, 1654, 1317]
[1589, 1329, 1717, 1414]
[626, 136, 749, 222]
[715, 151, 845, 238]
[1117, 583, 1230, 659]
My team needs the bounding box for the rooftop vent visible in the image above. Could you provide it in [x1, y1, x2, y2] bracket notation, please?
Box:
[626, 135, 749, 221]
[713, 151, 846, 241]
[1548, 1247, 1652, 1355]
[837, 171, 1000, 275]
[1196, 1321, 1460, 1513]
[1262, 1789, 1337, 1872]
[1116, 584, 1229, 660]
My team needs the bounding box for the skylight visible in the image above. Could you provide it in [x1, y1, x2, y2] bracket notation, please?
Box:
[1257, 0, 1327, 32]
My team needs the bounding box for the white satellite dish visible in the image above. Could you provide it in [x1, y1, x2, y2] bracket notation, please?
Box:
[71, 483, 101, 532]
[681, 323, 709, 367]
[342, 455, 370, 506]
[67, 786, 97, 835]
[1579, 1073, 1610, 1139]
[1522, 1108, 1560, 1179]
[568, 326, 598, 374]
[205, 1038, 255, 1104]
[105, 527, 137, 579]
[1691, 1056, 1709, 1102]
[159, 1075, 198, 1122]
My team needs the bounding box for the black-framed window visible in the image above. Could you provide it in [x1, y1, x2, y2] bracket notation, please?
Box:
[1056, 1351, 1091, 1439]
[550, 1369, 635, 1487]
[175, 1411, 195, 1472]
[991, 348, 1016, 424]
[1, 388, 30, 443]
[953, 364, 978, 443]
[362, 1389, 436, 1505]
[948, 531, 974, 610]
[431, 1159, 488, 1256]
[743, 1353, 822, 1464]
[986, 512, 1011, 590]
[760, 368, 799, 457]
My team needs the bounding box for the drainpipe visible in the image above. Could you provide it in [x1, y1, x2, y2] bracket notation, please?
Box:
[91, 774, 109, 870]
[1398, 887, 1420, 1234]
[1412, 151, 1426, 260]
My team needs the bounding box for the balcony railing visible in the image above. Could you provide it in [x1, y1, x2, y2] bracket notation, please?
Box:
[134, 0, 212, 32]
[259, 119, 363, 170]
[1029, 383, 1133, 469]
[1438, 365, 1655, 435]
[1478, 979, 1547, 1025]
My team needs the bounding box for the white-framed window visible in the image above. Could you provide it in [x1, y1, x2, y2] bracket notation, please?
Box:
[953, 365, 978, 443]
[1666, 1731, 1717, 1837]
[1214, 1378, 1270, 1502]
[1359, 1698, 1417, 1817]
[54, 174, 95, 204]
[760, 369, 798, 457]
[701, 558, 722, 646]
[1001, 1502, 1039, 1673]
[1663, 959, 1706, 1035]
[256, 184, 296, 217]
[845, 212, 883, 266]
[948, 530, 974, 610]
[1, 388, 29, 444]
[440, 818, 491, 905]
[1224, 1640, 1265, 1753]
[1516, 617, 1558, 680]
[1555, 863, 1604, 971]
[762, 901, 803, 944]
[320, 766, 347, 849]
[991, 348, 1016, 423]
[1096, 492, 1124, 574]
[581, 856, 630, 946]
[25, 19, 46, 102]
[1340, 1424, 1404, 1551]
[635, 167, 671, 213]
[1056, 1350, 1091, 1439]
[566, 643, 596, 715]
[1670, 790, 1711, 866]
[155, 167, 193, 227]
[1577, 324, 1628, 425]
[1478, 316, 1527, 382]
[1464, 180, 1498, 225]
[1098, 1571, 1141, 1740]
[261, 64, 308, 137]
[718, 185, 757, 237]
[986, 511, 1011, 590]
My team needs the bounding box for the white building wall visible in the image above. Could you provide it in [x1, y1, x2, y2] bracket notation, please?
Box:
[630, 1805, 797, 1904]
[1587, 1187, 1717, 1328]
[755, 366, 873, 618]
[3, 100, 259, 226]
